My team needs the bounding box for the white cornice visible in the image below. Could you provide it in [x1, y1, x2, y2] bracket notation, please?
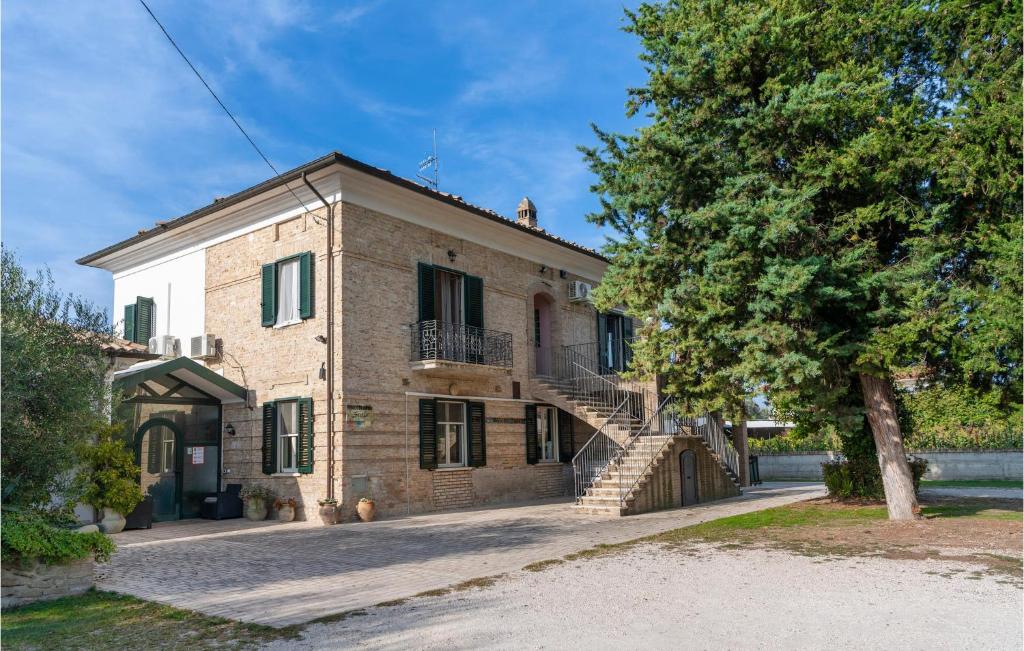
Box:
[94, 164, 606, 282]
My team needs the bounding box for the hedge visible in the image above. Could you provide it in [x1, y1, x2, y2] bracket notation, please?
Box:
[822, 456, 928, 500]
[1, 512, 115, 565]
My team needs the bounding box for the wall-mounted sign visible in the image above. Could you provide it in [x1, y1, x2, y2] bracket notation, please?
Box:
[347, 404, 373, 430]
[486, 417, 527, 425]
[192, 447, 204, 465]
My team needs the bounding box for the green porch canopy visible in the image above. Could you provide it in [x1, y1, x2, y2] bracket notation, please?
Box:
[113, 357, 248, 405]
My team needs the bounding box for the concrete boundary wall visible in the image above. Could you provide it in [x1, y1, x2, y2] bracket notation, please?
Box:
[755, 450, 1023, 481]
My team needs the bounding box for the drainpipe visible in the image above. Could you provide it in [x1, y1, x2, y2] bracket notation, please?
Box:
[301, 172, 337, 501]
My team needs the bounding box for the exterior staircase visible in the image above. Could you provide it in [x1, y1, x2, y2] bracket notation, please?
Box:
[533, 343, 742, 516]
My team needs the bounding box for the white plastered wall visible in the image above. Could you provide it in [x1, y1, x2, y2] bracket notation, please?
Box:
[112, 249, 206, 345]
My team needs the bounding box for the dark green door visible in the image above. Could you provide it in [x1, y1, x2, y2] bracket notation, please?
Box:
[135, 418, 184, 522]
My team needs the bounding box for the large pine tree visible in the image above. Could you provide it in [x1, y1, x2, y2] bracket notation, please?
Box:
[584, 0, 1021, 519]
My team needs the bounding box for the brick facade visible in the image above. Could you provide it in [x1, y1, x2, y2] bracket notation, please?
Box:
[206, 199, 602, 521]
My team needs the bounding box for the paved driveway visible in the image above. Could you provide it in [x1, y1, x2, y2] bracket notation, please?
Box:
[99, 482, 824, 627]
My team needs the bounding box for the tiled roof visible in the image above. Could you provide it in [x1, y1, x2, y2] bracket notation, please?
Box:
[78, 151, 605, 265]
[99, 336, 157, 358]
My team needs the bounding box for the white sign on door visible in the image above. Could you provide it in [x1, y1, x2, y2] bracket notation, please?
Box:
[192, 447, 204, 465]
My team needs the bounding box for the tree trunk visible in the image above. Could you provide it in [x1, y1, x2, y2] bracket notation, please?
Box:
[859, 373, 920, 520]
[735, 420, 750, 487]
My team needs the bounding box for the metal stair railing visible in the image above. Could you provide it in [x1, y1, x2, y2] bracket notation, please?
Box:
[695, 412, 740, 479]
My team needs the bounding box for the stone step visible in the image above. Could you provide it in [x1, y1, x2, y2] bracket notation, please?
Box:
[571, 503, 626, 517]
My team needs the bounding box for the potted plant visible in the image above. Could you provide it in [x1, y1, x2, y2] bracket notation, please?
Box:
[357, 496, 376, 522]
[274, 497, 297, 522]
[79, 425, 144, 534]
[317, 498, 339, 525]
[240, 485, 275, 521]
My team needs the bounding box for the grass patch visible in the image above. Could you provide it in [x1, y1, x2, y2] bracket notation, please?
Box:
[1, 590, 298, 650]
[410, 574, 505, 600]
[921, 479, 1022, 489]
[522, 559, 565, 572]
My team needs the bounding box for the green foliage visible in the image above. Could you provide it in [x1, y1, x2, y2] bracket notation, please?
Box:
[749, 431, 841, 454]
[581, 1, 1021, 451]
[823, 457, 927, 499]
[240, 485, 275, 503]
[899, 385, 1023, 450]
[1, 511, 114, 564]
[2, 249, 113, 509]
[79, 423, 144, 514]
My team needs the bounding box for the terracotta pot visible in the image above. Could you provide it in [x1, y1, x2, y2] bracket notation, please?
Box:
[277, 505, 295, 522]
[318, 504, 338, 525]
[245, 498, 267, 521]
[357, 500, 376, 522]
[99, 508, 126, 534]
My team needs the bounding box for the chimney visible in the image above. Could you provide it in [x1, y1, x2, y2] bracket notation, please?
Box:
[516, 196, 538, 228]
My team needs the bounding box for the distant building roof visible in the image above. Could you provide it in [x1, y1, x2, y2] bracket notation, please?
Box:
[99, 336, 157, 359]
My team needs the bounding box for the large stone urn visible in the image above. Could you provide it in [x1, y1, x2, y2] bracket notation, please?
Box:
[245, 498, 267, 521]
[99, 508, 126, 534]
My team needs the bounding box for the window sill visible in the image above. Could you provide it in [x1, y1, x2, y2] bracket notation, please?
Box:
[434, 466, 471, 472]
[273, 319, 302, 329]
[272, 472, 301, 477]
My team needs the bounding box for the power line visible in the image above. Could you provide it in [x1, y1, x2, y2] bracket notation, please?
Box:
[136, 0, 313, 215]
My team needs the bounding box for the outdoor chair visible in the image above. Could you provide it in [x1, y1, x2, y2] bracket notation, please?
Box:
[124, 495, 154, 530]
[200, 483, 243, 520]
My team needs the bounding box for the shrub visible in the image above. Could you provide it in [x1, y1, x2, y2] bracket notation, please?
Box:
[240, 485, 275, 503]
[79, 423, 144, 515]
[1, 511, 115, 564]
[823, 456, 927, 500]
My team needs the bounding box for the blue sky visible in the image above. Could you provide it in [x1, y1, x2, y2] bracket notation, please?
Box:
[2, 0, 646, 317]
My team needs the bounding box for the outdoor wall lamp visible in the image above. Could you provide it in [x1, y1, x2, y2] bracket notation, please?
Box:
[539, 265, 548, 274]
[315, 334, 327, 344]
[447, 249, 457, 262]
[225, 423, 236, 437]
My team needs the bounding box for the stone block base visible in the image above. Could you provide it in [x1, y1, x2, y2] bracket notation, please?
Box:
[1, 556, 95, 609]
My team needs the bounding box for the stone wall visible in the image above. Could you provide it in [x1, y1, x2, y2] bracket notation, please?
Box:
[626, 438, 741, 515]
[756, 450, 1024, 481]
[1, 557, 94, 609]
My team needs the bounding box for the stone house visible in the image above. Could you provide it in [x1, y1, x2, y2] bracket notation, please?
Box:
[79, 152, 742, 522]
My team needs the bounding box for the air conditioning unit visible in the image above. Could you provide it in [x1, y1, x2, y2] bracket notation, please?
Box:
[190, 334, 217, 359]
[148, 335, 180, 358]
[568, 280, 593, 303]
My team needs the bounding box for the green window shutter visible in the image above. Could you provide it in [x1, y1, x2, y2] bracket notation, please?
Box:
[417, 263, 435, 322]
[134, 297, 155, 345]
[419, 398, 437, 470]
[468, 401, 486, 467]
[558, 409, 574, 463]
[298, 252, 314, 320]
[124, 304, 137, 343]
[261, 263, 277, 327]
[297, 397, 314, 474]
[597, 313, 609, 370]
[261, 402, 277, 475]
[525, 404, 539, 465]
[464, 275, 483, 328]
[146, 428, 160, 474]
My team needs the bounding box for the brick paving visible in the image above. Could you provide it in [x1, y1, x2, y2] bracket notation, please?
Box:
[98, 482, 824, 627]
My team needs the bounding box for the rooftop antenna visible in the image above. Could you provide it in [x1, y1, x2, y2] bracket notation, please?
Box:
[417, 128, 439, 191]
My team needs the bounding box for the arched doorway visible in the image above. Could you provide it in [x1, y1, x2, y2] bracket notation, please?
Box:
[533, 293, 554, 376]
[135, 418, 184, 522]
[679, 449, 698, 506]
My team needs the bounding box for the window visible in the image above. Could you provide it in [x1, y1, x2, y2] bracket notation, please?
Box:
[261, 252, 313, 327]
[276, 259, 300, 326]
[537, 406, 558, 462]
[416, 262, 483, 328]
[418, 399, 486, 470]
[261, 398, 314, 475]
[534, 308, 541, 348]
[436, 401, 466, 467]
[159, 426, 175, 473]
[123, 296, 155, 345]
[277, 400, 298, 473]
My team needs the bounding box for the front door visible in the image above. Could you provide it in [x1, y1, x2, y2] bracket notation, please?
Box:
[136, 418, 183, 522]
[680, 449, 698, 506]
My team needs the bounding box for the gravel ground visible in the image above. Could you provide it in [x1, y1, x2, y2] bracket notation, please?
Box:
[268, 544, 1022, 651]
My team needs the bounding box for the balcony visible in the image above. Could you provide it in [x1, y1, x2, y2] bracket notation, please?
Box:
[409, 320, 513, 377]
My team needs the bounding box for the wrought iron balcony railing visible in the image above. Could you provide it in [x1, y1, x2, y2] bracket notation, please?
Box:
[410, 320, 513, 368]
